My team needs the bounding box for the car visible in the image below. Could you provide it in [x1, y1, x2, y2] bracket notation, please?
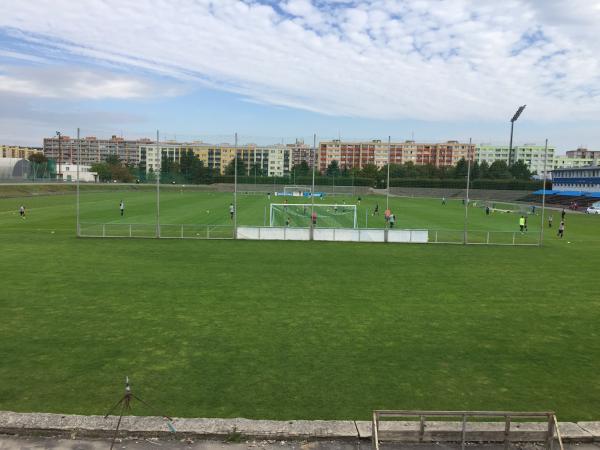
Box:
[586, 206, 600, 214]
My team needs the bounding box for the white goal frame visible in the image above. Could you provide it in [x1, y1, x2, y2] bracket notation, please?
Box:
[269, 203, 358, 228]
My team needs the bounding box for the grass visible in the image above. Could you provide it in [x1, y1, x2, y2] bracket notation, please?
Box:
[1, 185, 600, 421]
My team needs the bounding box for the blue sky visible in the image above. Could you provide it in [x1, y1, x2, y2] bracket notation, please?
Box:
[1, 0, 599, 152]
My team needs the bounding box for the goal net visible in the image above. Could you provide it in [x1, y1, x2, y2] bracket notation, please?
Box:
[283, 185, 313, 197]
[270, 203, 357, 228]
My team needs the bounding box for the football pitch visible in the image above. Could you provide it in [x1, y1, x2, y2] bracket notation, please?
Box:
[1, 185, 600, 421]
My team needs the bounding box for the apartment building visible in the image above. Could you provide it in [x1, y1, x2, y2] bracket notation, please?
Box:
[318, 140, 474, 173]
[43, 135, 152, 166]
[476, 144, 556, 175]
[138, 143, 292, 177]
[288, 140, 315, 168]
[566, 148, 600, 160]
[0, 145, 42, 159]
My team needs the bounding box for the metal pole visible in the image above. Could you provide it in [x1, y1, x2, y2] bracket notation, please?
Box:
[57, 131, 62, 181]
[311, 133, 316, 216]
[508, 121, 514, 166]
[234, 132, 238, 239]
[156, 130, 160, 238]
[463, 138, 472, 245]
[539, 138, 548, 247]
[76, 127, 80, 236]
[386, 136, 391, 209]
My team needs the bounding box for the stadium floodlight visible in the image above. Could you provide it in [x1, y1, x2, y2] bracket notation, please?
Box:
[56, 131, 62, 179]
[508, 105, 526, 166]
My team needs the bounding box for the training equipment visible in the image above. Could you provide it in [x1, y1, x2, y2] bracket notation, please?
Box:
[269, 203, 357, 228]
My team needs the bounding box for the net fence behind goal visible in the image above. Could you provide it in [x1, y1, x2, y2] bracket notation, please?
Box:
[270, 203, 357, 228]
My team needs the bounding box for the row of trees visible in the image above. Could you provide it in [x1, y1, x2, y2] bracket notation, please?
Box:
[321, 158, 533, 181]
[86, 152, 534, 185]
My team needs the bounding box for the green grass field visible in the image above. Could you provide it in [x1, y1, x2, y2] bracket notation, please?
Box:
[1, 185, 600, 421]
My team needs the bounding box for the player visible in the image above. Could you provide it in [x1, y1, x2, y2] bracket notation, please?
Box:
[373, 203, 379, 216]
[285, 216, 291, 227]
[524, 215, 528, 232]
[119, 200, 124, 217]
[485, 206, 490, 216]
[519, 216, 525, 233]
[19, 205, 26, 219]
[557, 220, 565, 238]
[267, 192, 271, 200]
[561, 208, 566, 220]
[303, 205, 307, 216]
[548, 215, 553, 228]
[229, 203, 235, 220]
[311, 210, 317, 226]
[357, 196, 361, 205]
[442, 197, 446, 205]
[334, 205, 338, 213]
[284, 199, 288, 211]
[389, 213, 396, 228]
[384, 207, 391, 225]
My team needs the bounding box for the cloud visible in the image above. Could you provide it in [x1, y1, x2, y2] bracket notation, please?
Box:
[0, 66, 183, 99]
[0, 0, 599, 123]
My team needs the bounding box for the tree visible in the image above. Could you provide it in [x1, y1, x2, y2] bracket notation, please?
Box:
[105, 154, 121, 166]
[488, 160, 512, 179]
[471, 161, 480, 179]
[509, 160, 532, 180]
[292, 161, 310, 177]
[326, 160, 340, 176]
[249, 163, 265, 177]
[360, 163, 379, 180]
[225, 156, 246, 175]
[454, 157, 469, 178]
[479, 161, 490, 179]
[90, 162, 111, 182]
[28, 152, 49, 179]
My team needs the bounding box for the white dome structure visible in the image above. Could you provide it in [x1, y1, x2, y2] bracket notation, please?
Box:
[0, 158, 31, 179]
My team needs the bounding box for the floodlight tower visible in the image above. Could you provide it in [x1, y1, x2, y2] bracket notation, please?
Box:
[56, 131, 62, 180]
[508, 105, 526, 166]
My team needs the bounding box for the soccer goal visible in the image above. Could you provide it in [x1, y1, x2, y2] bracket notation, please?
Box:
[283, 185, 313, 197]
[270, 203, 357, 228]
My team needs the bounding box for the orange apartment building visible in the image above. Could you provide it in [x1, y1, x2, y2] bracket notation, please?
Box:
[318, 140, 475, 173]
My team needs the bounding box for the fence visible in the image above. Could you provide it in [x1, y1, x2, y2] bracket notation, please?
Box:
[78, 223, 540, 246]
[78, 223, 233, 239]
[236, 226, 429, 243]
[372, 410, 564, 450]
[430, 230, 540, 245]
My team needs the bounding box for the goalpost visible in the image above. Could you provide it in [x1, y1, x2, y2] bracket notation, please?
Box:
[270, 203, 357, 228]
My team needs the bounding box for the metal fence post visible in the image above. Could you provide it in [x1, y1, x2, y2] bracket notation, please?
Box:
[435, 230, 438, 243]
[512, 232, 516, 245]
[102, 224, 106, 238]
[181, 224, 184, 238]
[486, 231, 490, 244]
[129, 224, 132, 238]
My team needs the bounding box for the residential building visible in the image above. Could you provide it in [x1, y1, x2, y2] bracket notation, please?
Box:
[551, 166, 600, 193]
[476, 144, 556, 176]
[43, 135, 152, 166]
[553, 156, 596, 170]
[565, 148, 600, 160]
[138, 143, 292, 177]
[0, 145, 42, 159]
[318, 140, 474, 173]
[289, 140, 315, 168]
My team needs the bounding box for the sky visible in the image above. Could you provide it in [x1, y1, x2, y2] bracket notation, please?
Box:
[0, 0, 599, 153]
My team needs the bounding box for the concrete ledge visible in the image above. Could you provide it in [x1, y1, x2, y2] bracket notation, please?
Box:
[0, 411, 594, 443]
[577, 423, 600, 442]
[0, 412, 357, 440]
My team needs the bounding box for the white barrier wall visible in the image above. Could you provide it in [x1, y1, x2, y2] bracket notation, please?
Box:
[236, 227, 428, 243]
